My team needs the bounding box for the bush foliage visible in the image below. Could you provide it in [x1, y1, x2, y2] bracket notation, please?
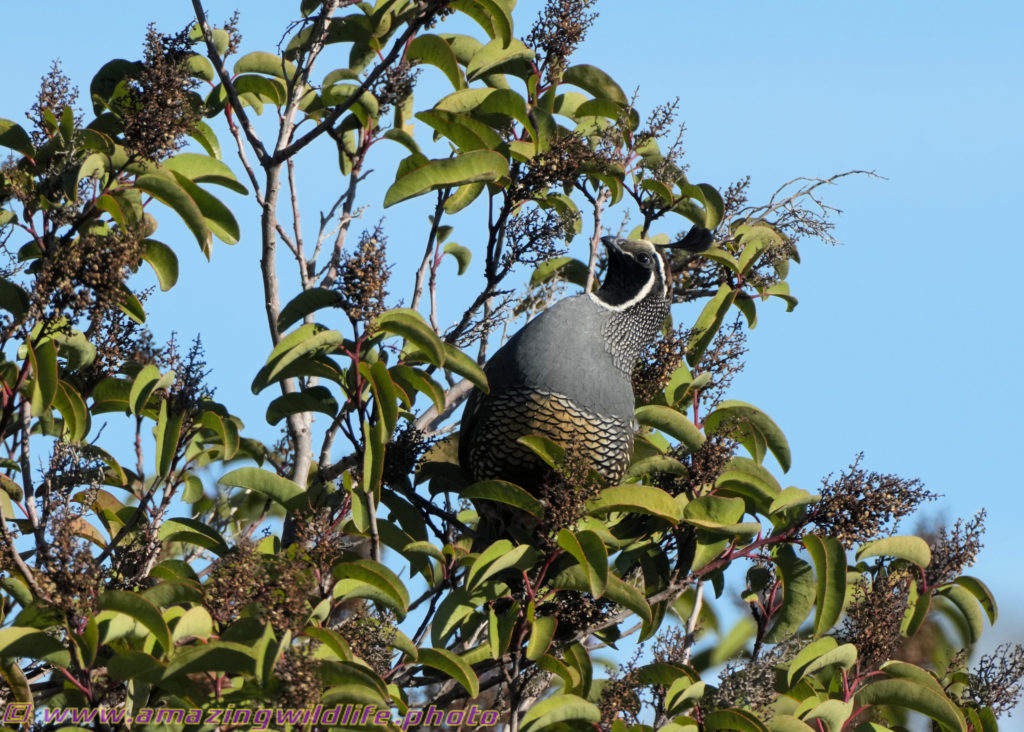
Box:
[0, 1, 1019, 730]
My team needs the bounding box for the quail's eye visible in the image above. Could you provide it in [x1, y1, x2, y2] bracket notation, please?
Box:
[637, 254, 651, 265]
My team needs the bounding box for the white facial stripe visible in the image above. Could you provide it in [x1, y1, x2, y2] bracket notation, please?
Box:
[589, 273, 656, 312]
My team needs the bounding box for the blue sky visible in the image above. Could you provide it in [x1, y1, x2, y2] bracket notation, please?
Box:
[4, 0, 1023, 713]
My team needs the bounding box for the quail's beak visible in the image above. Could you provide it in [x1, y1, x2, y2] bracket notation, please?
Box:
[664, 226, 713, 253]
[600, 235, 626, 254]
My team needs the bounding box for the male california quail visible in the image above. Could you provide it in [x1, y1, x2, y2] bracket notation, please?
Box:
[459, 227, 713, 491]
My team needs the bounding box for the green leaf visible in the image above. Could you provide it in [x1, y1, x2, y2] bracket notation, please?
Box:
[444, 180, 485, 213]
[703, 708, 770, 732]
[467, 540, 536, 593]
[407, 34, 464, 90]
[449, 0, 513, 45]
[682, 495, 745, 531]
[463, 480, 545, 518]
[28, 338, 58, 417]
[937, 584, 986, 643]
[517, 433, 565, 469]
[466, 37, 534, 81]
[769, 486, 818, 516]
[442, 341, 489, 392]
[553, 565, 653, 624]
[162, 641, 255, 680]
[530, 256, 589, 288]
[765, 545, 816, 642]
[787, 637, 857, 686]
[233, 50, 297, 80]
[0, 627, 71, 666]
[704, 400, 791, 473]
[53, 380, 89, 441]
[154, 399, 184, 477]
[804, 699, 854, 732]
[766, 716, 816, 732]
[804, 533, 847, 636]
[97, 590, 172, 653]
[417, 647, 479, 698]
[265, 386, 339, 424]
[855, 535, 932, 567]
[588, 484, 681, 523]
[375, 308, 445, 365]
[389, 364, 446, 413]
[383, 150, 509, 207]
[526, 615, 557, 661]
[219, 466, 305, 509]
[489, 602, 519, 660]
[520, 694, 601, 732]
[0, 279, 29, 320]
[169, 171, 241, 246]
[128, 363, 168, 415]
[140, 239, 179, 291]
[636, 404, 706, 453]
[251, 325, 344, 393]
[856, 677, 966, 732]
[561, 65, 628, 104]
[557, 529, 608, 597]
[135, 171, 210, 253]
[687, 283, 735, 367]
[0, 119, 34, 157]
[333, 559, 410, 620]
[443, 242, 472, 274]
[162, 153, 247, 194]
[158, 517, 229, 555]
[954, 575, 997, 623]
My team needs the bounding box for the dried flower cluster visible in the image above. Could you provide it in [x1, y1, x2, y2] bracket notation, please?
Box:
[838, 570, 912, 671]
[159, 333, 214, 413]
[501, 207, 572, 270]
[511, 133, 593, 202]
[337, 609, 397, 676]
[335, 224, 391, 327]
[925, 510, 986, 587]
[26, 61, 81, 146]
[204, 540, 316, 635]
[631, 324, 688, 405]
[695, 317, 748, 407]
[667, 434, 737, 498]
[810, 454, 938, 548]
[961, 643, 1024, 718]
[373, 59, 420, 115]
[524, 0, 598, 82]
[119, 25, 202, 162]
[275, 643, 322, 709]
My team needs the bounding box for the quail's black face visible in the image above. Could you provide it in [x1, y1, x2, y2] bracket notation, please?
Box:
[592, 237, 667, 310]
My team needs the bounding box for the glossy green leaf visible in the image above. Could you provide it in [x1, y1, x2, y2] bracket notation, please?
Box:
[766, 716, 816, 732]
[128, 363, 167, 415]
[444, 180, 485, 213]
[704, 708, 770, 732]
[856, 677, 966, 732]
[636, 404, 706, 453]
[375, 308, 445, 365]
[443, 242, 472, 274]
[855, 535, 932, 567]
[366, 360, 399, 434]
[530, 256, 590, 288]
[561, 64, 628, 104]
[449, 0, 513, 45]
[788, 638, 857, 686]
[162, 152, 247, 194]
[53, 380, 90, 441]
[251, 325, 344, 393]
[588, 484, 681, 523]
[98, 590, 172, 653]
[526, 615, 557, 661]
[0, 279, 29, 320]
[219, 466, 305, 508]
[954, 575, 997, 623]
[488, 602, 519, 660]
[937, 584, 986, 643]
[153, 399, 182, 477]
[556, 529, 608, 596]
[135, 171, 210, 252]
[333, 559, 410, 620]
[704, 400, 791, 473]
[442, 341, 489, 391]
[265, 385, 339, 424]
[384, 150, 509, 207]
[902, 579, 932, 637]
[687, 283, 735, 367]
[520, 694, 601, 732]
[417, 647, 479, 698]
[0, 119, 33, 157]
[804, 699, 854, 732]
[140, 239, 179, 291]
[233, 50, 297, 80]
[162, 641, 255, 679]
[467, 540, 536, 593]
[765, 545, 816, 642]
[553, 565, 653, 624]
[28, 338, 58, 417]
[389, 364, 446, 412]
[0, 627, 71, 666]
[804, 533, 847, 636]
[769, 486, 818, 516]
[158, 517, 229, 555]
[462, 480, 545, 518]
[465, 37, 534, 81]
[407, 34, 464, 90]
[170, 171, 241, 246]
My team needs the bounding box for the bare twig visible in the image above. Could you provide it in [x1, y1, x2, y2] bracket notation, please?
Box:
[585, 186, 610, 292]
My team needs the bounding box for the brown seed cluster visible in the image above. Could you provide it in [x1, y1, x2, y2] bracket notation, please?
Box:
[337, 609, 397, 677]
[960, 642, 1024, 719]
[694, 317, 748, 408]
[373, 60, 420, 115]
[525, 0, 598, 82]
[838, 570, 912, 672]
[534, 441, 604, 546]
[810, 453, 938, 549]
[510, 133, 594, 203]
[26, 61, 81, 147]
[275, 643, 322, 709]
[924, 510, 986, 587]
[599, 672, 641, 728]
[336, 225, 391, 328]
[118, 25, 202, 163]
[665, 434, 737, 499]
[501, 207, 572, 270]
[631, 324, 688, 405]
[203, 540, 316, 635]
